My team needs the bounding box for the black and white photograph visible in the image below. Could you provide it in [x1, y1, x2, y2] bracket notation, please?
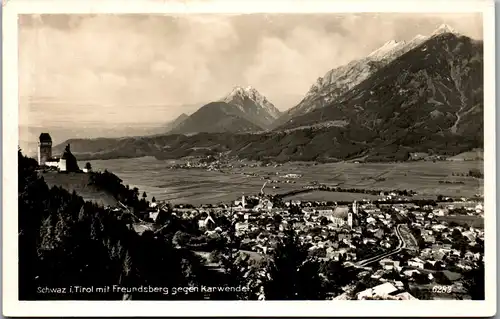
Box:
[3, 0, 496, 317]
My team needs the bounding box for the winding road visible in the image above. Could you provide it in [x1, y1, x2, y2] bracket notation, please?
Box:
[355, 224, 407, 267]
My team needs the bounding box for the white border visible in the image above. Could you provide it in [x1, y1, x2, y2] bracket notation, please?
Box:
[2, 0, 496, 317]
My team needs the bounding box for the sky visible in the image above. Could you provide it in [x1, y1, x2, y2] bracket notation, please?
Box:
[19, 12, 483, 130]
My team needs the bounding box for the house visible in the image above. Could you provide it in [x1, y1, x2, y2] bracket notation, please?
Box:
[235, 222, 248, 234]
[393, 281, 404, 289]
[363, 238, 377, 244]
[403, 269, 420, 277]
[333, 293, 350, 300]
[357, 282, 399, 300]
[457, 262, 473, 271]
[432, 224, 448, 231]
[371, 269, 385, 279]
[379, 258, 400, 270]
[394, 292, 418, 300]
[408, 257, 425, 269]
[366, 217, 377, 224]
[423, 235, 436, 244]
[373, 229, 385, 239]
[338, 233, 352, 241]
[442, 243, 453, 250]
[149, 211, 159, 222]
[198, 213, 216, 230]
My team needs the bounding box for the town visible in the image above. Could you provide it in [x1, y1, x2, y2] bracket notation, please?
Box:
[33, 132, 485, 300]
[117, 183, 484, 301]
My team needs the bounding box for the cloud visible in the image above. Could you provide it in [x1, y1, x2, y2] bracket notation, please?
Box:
[18, 12, 483, 129]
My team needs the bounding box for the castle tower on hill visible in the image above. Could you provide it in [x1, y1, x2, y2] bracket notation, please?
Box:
[38, 133, 52, 166]
[37, 132, 79, 173]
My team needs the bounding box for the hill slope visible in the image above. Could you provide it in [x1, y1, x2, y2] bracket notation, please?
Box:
[165, 113, 189, 132]
[170, 102, 264, 134]
[276, 31, 483, 160]
[41, 171, 118, 207]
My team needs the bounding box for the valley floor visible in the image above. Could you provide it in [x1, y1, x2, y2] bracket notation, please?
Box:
[78, 157, 483, 205]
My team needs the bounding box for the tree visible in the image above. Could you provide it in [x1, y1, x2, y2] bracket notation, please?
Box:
[452, 228, 463, 241]
[85, 162, 92, 171]
[289, 205, 302, 215]
[320, 216, 329, 226]
[263, 230, 325, 300]
[18, 150, 201, 301]
[142, 191, 147, 199]
[464, 264, 485, 300]
[413, 272, 430, 285]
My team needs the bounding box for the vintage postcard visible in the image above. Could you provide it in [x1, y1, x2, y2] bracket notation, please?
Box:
[3, 0, 496, 317]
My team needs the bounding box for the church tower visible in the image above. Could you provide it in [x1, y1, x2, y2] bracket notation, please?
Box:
[348, 200, 357, 228]
[347, 212, 353, 228]
[37, 133, 52, 166]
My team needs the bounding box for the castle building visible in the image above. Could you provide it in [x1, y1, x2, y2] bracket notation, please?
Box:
[45, 157, 67, 172]
[38, 133, 52, 166]
[37, 132, 79, 173]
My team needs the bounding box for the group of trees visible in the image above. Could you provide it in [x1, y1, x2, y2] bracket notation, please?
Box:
[206, 226, 358, 300]
[18, 149, 195, 300]
[262, 230, 325, 300]
[451, 169, 484, 179]
[21, 150, 344, 301]
[277, 186, 416, 202]
[88, 170, 149, 212]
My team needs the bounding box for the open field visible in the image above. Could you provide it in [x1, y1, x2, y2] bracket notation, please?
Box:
[41, 171, 118, 207]
[437, 215, 484, 228]
[80, 157, 483, 205]
[284, 190, 380, 201]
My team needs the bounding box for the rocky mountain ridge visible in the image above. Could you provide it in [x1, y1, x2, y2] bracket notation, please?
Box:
[273, 24, 458, 127]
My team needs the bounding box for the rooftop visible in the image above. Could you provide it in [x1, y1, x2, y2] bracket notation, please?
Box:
[39, 133, 52, 143]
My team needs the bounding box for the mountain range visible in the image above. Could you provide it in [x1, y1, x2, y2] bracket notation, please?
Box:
[273, 24, 458, 128]
[53, 25, 483, 162]
[170, 86, 281, 134]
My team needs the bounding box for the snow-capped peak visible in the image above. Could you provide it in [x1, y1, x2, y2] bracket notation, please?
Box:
[412, 34, 428, 41]
[433, 23, 459, 35]
[367, 39, 406, 60]
[228, 85, 258, 96]
[221, 86, 281, 120]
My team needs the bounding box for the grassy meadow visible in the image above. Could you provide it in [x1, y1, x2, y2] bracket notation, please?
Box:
[42, 171, 118, 207]
[78, 157, 483, 205]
